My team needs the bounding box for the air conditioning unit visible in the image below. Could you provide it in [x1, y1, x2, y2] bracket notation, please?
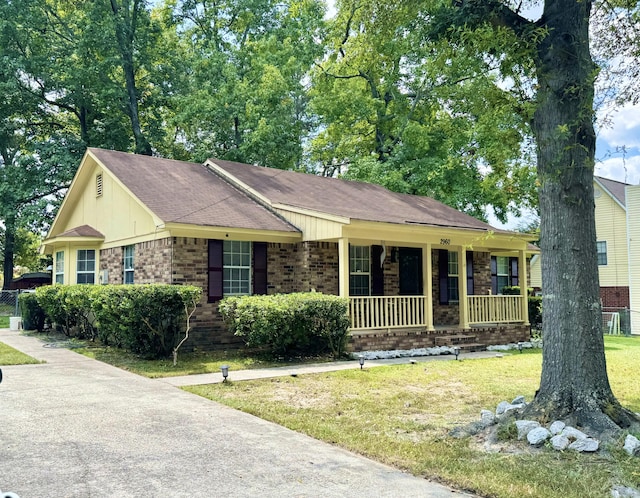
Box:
[99, 269, 109, 285]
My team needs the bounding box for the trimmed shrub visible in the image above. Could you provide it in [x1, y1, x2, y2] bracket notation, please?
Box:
[35, 284, 201, 358]
[35, 285, 99, 339]
[92, 285, 202, 359]
[18, 292, 46, 332]
[220, 292, 350, 358]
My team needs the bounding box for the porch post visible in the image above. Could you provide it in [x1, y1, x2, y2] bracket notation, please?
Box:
[338, 238, 349, 298]
[519, 249, 530, 324]
[423, 243, 434, 330]
[458, 246, 469, 329]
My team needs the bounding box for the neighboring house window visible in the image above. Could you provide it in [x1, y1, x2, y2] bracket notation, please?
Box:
[55, 251, 64, 284]
[123, 245, 134, 284]
[349, 245, 370, 296]
[496, 257, 510, 294]
[76, 249, 96, 284]
[597, 241, 607, 265]
[447, 251, 459, 302]
[223, 240, 252, 295]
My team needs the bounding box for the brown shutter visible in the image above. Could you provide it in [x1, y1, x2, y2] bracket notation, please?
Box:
[208, 240, 223, 302]
[439, 250, 449, 305]
[466, 251, 474, 296]
[371, 245, 384, 296]
[253, 242, 268, 295]
[491, 256, 498, 295]
[510, 257, 519, 287]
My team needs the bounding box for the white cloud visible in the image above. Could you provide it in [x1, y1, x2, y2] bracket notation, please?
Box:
[598, 104, 640, 149]
[595, 154, 640, 185]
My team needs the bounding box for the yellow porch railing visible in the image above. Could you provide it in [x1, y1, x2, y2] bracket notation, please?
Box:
[349, 296, 427, 330]
[349, 295, 525, 330]
[467, 295, 524, 324]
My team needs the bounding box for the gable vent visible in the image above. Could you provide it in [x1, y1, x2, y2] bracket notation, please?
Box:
[96, 173, 103, 197]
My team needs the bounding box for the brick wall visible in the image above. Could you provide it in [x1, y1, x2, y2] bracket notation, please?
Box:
[267, 242, 340, 294]
[100, 238, 173, 285]
[100, 247, 124, 285]
[348, 323, 530, 352]
[600, 286, 630, 308]
[171, 237, 237, 351]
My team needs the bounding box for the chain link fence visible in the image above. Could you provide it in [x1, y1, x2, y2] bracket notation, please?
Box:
[0, 290, 20, 317]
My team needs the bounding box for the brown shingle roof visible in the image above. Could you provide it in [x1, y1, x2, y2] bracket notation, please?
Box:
[89, 149, 298, 233]
[58, 225, 104, 238]
[210, 159, 499, 231]
[595, 176, 628, 207]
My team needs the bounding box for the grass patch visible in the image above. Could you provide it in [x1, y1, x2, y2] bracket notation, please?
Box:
[76, 346, 292, 378]
[0, 316, 9, 328]
[0, 341, 41, 365]
[186, 336, 640, 498]
[22, 329, 334, 378]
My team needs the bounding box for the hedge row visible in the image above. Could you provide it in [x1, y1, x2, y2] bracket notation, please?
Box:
[27, 285, 201, 359]
[219, 292, 350, 358]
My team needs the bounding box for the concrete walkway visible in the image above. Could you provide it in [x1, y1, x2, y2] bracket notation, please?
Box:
[0, 328, 477, 498]
[162, 350, 502, 386]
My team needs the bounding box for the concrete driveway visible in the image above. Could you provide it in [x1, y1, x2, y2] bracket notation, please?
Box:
[0, 329, 473, 498]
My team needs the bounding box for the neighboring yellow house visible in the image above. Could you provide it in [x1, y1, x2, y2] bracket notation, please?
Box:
[530, 176, 640, 334]
[42, 148, 538, 351]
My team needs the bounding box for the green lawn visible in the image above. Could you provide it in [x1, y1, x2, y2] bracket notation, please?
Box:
[76, 345, 309, 378]
[186, 336, 640, 498]
[0, 316, 9, 328]
[0, 341, 41, 365]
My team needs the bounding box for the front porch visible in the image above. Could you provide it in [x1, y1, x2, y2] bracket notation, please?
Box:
[348, 294, 525, 330]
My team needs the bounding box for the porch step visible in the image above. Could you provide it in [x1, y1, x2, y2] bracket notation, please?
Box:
[457, 342, 485, 352]
[434, 334, 477, 346]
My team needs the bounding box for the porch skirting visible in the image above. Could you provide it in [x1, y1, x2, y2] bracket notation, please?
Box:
[347, 323, 530, 353]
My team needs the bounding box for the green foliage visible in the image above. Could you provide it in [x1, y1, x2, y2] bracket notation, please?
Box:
[220, 292, 350, 358]
[35, 284, 201, 358]
[18, 292, 46, 332]
[528, 296, 542, 332]
[91, 284, 202, 359]
[35, 285, 99, 339]
[309, 0, 537, 221]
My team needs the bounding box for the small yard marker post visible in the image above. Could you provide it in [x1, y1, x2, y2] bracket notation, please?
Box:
[358, 355, 365, 370]
[518, 342, 523, 353]
[453, 347, 460, 361]
[220, 365, 229, 382]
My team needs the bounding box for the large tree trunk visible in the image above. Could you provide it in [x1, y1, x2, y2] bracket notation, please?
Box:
[2, 216, 15, 290]
[109, 0, 152, 156]
[526, 0, 638, 437]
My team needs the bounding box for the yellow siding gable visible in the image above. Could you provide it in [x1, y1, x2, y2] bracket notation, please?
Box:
[51, 155, 161, 248]
[594, 182, 628, 287]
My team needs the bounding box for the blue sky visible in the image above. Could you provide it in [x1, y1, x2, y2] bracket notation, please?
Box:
[596, 104, 640, 185]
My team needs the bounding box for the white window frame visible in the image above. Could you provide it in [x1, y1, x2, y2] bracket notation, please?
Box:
[123, 245, 135, 284]
[597, 241, 607, 266]
[349, 245, 371, 296]
[76, 249, 96, 284]
[447, 251, 459, 302]
[55, 251, 64, 284]
[223, 240, 252, 295]
[496, 256, 510, 294]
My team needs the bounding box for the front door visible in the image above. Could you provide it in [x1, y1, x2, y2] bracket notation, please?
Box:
[399, 247, 423, 295]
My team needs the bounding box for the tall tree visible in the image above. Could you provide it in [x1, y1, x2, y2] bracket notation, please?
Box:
[312, 0, 537, 221]
[433, 0, 640, 437]
[163, 0, 326, 168]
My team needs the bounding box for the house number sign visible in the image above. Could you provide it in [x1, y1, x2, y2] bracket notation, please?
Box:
[440, 239, 451, 245]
